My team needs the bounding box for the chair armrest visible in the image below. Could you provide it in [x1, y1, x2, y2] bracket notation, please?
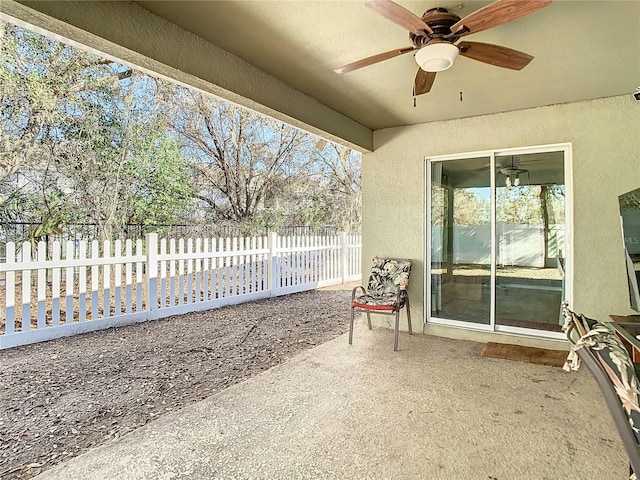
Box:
[565, 321, 582, 346]
[563, 304, 589, 344]
[351, 286, 366, 301]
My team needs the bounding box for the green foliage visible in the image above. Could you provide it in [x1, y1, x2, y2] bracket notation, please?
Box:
[126, 133, 195, 226]
[496, 184, 565, 225]
[1, 20, 362, 240]
[28, 211, 64, 246]
[454, 189, 490, 226]
[431, 183, 565, 228]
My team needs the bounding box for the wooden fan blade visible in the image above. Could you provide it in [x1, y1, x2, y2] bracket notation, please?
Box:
[334, 46, 417, 74]
[414, 69, 436, 96]
[366, 0, 433, 35]
[458, 41, 533, 70]
[450, 0, 552, 37]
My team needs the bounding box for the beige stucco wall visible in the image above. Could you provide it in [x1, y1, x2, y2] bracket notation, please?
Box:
[363, 95, 640, 347]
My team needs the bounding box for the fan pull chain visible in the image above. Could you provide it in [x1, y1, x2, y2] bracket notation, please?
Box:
[413, 85, 416, 107]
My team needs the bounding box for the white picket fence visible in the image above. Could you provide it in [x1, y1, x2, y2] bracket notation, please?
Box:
[0, 232, 361, 349]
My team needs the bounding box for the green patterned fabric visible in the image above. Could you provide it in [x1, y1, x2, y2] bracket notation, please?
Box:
[562, 302, 598, 339]
[353, 257, 411, 309]
[565, 321, 640, 445]
[564, 306, 640, 479]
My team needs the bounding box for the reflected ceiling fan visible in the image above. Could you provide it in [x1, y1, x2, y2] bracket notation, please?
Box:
[500, 157, 529, 187]
[334, 0, 552, 96]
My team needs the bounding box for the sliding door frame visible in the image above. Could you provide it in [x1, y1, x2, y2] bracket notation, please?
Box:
[424, 143, 573, 341]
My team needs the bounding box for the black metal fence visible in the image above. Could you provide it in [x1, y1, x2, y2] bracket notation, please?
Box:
[0, 222, 340, 246]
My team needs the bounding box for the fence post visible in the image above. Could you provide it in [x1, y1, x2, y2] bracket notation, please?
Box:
[340, 232, 348, 284]
[146, 233, 158, 317]
[5, 242, 15, 334]
[267, 231, 277, 296]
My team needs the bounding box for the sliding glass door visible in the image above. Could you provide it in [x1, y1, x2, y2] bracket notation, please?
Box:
[494, 152, 566, 332]
[427, 146, 570, 338]
[430, 156, 492, 325]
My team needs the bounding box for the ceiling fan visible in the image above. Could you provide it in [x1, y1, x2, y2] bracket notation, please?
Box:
[334, 0, 552, 96]
[499, 157, 529, 186]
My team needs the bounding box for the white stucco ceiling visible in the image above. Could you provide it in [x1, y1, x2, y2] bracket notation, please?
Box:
[134, 0, 640, 131]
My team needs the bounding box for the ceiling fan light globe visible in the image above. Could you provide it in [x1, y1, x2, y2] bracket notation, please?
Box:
[415, 43, 459, 72]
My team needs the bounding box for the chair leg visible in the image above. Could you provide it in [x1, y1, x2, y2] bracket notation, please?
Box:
[394, 310, 400, 351]
[406, 302, 412, 335]
[366, 311, 372, 330]
[349, 306, 355, 345]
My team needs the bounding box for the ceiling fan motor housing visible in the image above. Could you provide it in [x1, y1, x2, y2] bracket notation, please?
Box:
[411, 8, 463, 72]
[409, 8, 461, 46]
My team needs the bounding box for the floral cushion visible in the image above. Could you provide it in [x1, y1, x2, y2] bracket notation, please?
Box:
[352, 293, 406, 311]
[353, 257, 411, 310]
[565, 321, 640, 446]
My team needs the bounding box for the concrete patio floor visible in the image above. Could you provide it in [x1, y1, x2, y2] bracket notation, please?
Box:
[34, 322, 627, 480]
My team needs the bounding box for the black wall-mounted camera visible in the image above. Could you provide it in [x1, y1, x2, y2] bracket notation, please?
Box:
[634, 87, 640, 102]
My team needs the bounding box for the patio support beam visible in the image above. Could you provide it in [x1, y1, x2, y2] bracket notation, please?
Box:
[0, 0, 373, 152]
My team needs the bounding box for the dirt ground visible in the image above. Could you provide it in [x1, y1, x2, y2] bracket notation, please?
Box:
[0, 287, 354, 479]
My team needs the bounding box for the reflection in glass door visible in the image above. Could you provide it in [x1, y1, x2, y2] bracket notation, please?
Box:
[494, 153, 566, 332]
[430, 156, 492, 325]
[428, 147, 569, 337]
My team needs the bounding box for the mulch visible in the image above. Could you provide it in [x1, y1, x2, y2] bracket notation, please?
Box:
[0, 288, 353, 479]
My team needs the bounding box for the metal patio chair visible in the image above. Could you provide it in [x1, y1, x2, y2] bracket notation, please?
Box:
[349, 257, 412, 351]
[564, 307, 640, 479]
